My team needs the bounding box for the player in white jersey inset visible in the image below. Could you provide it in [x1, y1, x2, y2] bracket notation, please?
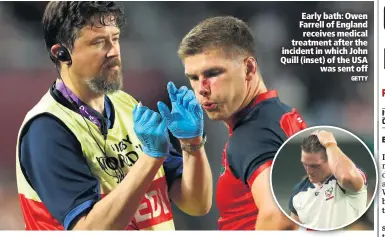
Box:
[289, 130, 367, 230]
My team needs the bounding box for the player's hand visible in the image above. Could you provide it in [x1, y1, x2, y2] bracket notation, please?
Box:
[133, 104, 169, 158]
[313, 130, 337, 147]
[157, 81, 204, 139]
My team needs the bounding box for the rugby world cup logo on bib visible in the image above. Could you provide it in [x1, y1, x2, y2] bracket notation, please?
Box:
[325, 187, 334, 201]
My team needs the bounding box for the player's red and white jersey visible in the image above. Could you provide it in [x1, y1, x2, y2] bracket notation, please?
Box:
[216, 90, 307, 230]
[289, 173, 367, 230]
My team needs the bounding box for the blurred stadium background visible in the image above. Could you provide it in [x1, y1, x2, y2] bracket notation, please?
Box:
[0, 1, 374, 230]
[272, 127, 376, 230]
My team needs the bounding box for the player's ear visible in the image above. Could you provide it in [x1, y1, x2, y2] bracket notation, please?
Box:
[244, 57, 257, 81]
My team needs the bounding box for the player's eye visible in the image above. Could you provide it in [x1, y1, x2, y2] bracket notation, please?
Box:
[188, 75, 199, 81]
[205, 70, 222, 78]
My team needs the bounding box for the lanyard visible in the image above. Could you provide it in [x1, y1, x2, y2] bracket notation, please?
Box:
[55, 80, 102, 127]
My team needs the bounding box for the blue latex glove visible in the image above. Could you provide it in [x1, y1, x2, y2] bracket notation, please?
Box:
[157, 82, 204, 139]
[133, 104, 169, 158]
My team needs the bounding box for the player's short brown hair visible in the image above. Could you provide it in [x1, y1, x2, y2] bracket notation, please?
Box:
[301, 135, 327, 160]
[178, 16, 255, 60]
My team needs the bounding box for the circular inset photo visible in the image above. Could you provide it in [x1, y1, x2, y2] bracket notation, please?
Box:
[270, 126, 377, 231]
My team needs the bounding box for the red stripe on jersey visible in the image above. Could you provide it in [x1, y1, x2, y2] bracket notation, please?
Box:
[280, 108, 307, 137]
[247, 160, 273, 187]
[228, 90, 278, 135]
[19, 194, 64, 230]
[250, 90, 278, 108]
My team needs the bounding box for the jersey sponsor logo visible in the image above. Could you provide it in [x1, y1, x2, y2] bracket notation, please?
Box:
[325, 187, 334, 200]
[97, 134, 142, 183]
[130, 176, 173, 229]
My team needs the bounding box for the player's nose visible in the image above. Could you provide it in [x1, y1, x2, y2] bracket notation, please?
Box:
[198, 79, 210, 97]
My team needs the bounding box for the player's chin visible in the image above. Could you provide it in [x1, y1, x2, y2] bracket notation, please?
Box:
[309, 177, 318, 183]
[205, 111, 226, 121]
